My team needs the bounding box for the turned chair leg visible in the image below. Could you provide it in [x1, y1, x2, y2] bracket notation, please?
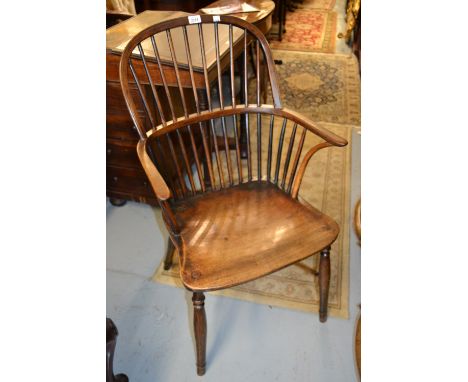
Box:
[163, 238, 175, 270]
[319, 247, 331, 323]
[192, 292, 207, 376]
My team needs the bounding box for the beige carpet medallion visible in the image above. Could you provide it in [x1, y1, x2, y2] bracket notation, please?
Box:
[152, 119, 352, 319]
[271, 50, 361, 125]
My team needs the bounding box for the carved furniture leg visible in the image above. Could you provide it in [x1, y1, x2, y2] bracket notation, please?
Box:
[192, 292, 207, 376]
[106, 318, 129, 382]
[163, 237, 175, 270]
[319, 247, 331, 323]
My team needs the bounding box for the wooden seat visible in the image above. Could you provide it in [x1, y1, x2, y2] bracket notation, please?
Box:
[175, 182, 339, 291]
[119, 14, 348, 376]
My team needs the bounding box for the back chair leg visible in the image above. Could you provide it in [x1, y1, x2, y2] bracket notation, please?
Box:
[319, 247, 331, 323]
[192, 292, 207, 376]
[163, 238, 175, 270]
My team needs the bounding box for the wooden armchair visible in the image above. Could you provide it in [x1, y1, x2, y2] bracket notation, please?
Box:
[119, 14, 347, 376]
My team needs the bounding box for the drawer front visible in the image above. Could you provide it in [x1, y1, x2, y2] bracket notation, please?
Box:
[106, 81, 149, 142]
[106, 166, 156, 199]
[106, 141, 140, 168]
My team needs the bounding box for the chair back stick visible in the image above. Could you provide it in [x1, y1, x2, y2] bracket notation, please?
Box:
[176, 129, 196, 194]
[229, 25, 236, 108]
[128, 59, 156, 135]
[257, 112, 262, 181]
[210, 119, 225, 188]
[214, 23, 224, 110]
[187, 125, 205, 192]
[198, 24, 213, 111]
[286, 127, 307, 194]
[150, 35, 176, 122]
[232, 114, 243, 183]
[274, 118, 287, 185]
[137, 43, 166, 127]
[166, 29, 188, 118]
[199, 122, 216, 189]
[267, 114, 274, 183]
[182, 26, 200, 114]
[281, 123, 297, 189]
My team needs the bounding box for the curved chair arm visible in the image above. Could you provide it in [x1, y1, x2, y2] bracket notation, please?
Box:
[280, 107, 348, 147]
[136, 140, 171, 201]
[284, 108, 348, 199]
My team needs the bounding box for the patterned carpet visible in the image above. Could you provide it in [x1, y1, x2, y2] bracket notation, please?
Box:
[273, 50, 361, 125]
[270, 10, 337, 53]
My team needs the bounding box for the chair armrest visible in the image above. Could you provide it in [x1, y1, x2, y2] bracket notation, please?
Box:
[281, 107, 348, 147]
[136, 140, 171, 201]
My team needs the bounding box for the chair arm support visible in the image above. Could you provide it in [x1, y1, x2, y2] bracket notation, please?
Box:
[291, 142, 333, 199]
[281, 107, 348, 147]
[136, 140, 171, 201]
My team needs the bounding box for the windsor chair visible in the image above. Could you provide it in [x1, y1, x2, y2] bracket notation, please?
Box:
[119, 14, 347, 376]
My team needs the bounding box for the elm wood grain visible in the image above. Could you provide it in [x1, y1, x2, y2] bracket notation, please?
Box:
[173, 182, 339, 291]
[120, 15, 347, 375]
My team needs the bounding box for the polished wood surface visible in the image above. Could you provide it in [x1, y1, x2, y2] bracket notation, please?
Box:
[174, 182, 339, 291]
[119, 14, 347, 375]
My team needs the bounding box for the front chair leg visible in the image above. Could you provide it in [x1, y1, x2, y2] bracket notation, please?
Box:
[319, 247, 331, 323]
[192, 292, 207, 376]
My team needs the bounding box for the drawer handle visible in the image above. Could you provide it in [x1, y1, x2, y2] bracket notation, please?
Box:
[107, 148, 112, 155]
[113, 176, 118, 182]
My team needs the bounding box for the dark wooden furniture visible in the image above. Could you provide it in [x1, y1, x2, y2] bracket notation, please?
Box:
[135, 0, 213, 13]
[106, 2, 275, 206]
[107, 318, 128, 382]
[106, 10, 134, 29]
[119, 15, 347, 375]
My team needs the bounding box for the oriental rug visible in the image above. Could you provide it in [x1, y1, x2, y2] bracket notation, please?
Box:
[299, 0, 336, 10]
[270, 10, 337, 53]
[271, 50, 361, 125]
[152, 121, 352, 319]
